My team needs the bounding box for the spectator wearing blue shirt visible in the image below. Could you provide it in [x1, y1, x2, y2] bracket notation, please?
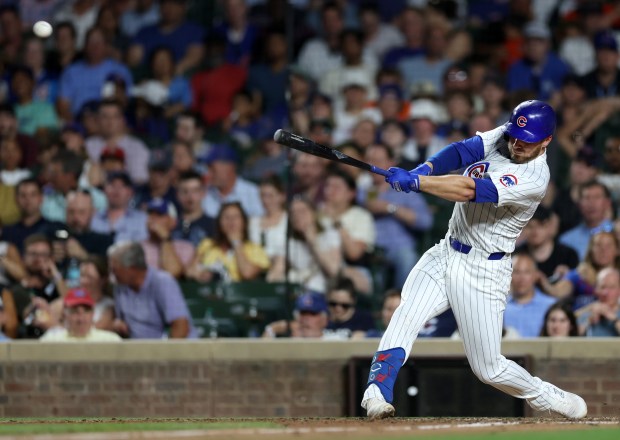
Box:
[359, 144, 433, 287]
[397, 26, 452, 95]
[141, 46, 192, 119]
[212, 0, 258, 67]
[57, 27, 133, 121]
[90, 172, 148, 243]
[504, 253, 557, 338]
[201, 145, 264, 218]
[247, 27, 289, 114]
[506, 21, 571, 101]
[127, 0, 205, 76]
[559, 180, 614, 260]
[109, 241, 196, 339]
[381, 6, 426, 69]
[120, 0, 160, 38]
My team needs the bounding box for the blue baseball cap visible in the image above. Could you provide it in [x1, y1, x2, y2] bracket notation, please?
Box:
[146, 197, 177, 218]
[295, 291, 328, 314]
[379, 84, 404, 101]
[203, 144, 239, 165]
[594, 30, 618, 52]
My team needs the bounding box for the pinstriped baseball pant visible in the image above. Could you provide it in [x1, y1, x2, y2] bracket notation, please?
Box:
[364, 236, 544, 402]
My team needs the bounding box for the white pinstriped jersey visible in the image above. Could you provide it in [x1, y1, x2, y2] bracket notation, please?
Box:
[448, 125, 550, 254]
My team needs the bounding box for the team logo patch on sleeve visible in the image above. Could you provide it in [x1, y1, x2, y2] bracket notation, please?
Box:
[464, 162, 489, 179]
[499, 174, 518, 187]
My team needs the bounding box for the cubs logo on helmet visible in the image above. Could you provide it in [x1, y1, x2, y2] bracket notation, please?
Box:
[517, 116, 527, 127]
[499, 174, 518, 187]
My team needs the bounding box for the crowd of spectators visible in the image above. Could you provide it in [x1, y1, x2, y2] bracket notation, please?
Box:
[0, 0, 620, 341]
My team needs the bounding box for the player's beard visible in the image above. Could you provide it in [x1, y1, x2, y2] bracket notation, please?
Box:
[508, 138, 546, 164]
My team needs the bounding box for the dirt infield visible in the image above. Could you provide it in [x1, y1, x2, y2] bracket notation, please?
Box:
[1, 417, 619, 440]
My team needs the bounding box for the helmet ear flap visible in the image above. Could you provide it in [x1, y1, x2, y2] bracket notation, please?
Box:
[505, 100, 556, 143]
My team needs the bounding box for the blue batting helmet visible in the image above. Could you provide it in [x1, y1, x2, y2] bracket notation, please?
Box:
[504, 100, 556, 143]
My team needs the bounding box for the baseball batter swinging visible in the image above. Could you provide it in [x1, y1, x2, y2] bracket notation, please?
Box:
[362, 100, 587, 419]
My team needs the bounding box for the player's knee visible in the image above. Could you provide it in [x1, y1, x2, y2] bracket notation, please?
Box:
[471, 365, 504, 385]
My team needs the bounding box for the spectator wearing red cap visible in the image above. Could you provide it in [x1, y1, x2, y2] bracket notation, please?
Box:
[39, 288, 121, 341]
[99, 146, 126, 174]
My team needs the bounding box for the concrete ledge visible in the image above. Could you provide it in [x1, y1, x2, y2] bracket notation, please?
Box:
[1, 338, 617, 363]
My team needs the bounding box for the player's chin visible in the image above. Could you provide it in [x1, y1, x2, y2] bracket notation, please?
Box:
[510, 153, 529, 164]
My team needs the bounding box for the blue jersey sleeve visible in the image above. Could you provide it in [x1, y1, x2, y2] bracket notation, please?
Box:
[472, 177, 499, 203]
[427, 136, 485, 175]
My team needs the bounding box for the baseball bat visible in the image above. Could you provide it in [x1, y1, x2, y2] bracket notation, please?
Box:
[273, 129, 390, 177]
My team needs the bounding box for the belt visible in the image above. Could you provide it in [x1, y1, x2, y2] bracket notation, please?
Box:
[449, 237, 506, 261]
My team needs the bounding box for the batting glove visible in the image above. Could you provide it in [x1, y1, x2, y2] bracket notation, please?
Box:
[410, 162, 432, 176]
[386, 167, 421, 193]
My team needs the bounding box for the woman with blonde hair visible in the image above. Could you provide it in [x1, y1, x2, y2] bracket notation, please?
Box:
[540, 231, 620, 309]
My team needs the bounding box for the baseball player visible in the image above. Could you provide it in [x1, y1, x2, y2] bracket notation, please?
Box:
[362, 100, 588, 419]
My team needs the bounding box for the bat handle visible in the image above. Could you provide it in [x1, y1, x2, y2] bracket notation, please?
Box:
[371, 166, 391, 177]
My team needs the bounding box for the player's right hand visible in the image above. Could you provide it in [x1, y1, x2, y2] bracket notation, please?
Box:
[386, 167, 420, 193]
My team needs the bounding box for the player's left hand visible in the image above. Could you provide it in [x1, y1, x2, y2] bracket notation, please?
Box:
[386, 167, 420, 193]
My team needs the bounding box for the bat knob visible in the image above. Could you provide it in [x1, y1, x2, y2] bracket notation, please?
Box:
[273, 129, 283, 143]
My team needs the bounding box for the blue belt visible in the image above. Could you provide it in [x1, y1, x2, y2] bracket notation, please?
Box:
[449, 237, 506, 260]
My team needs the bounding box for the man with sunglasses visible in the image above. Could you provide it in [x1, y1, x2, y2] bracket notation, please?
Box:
[362, 100, 588, 420]
[324, 277, 375, 339]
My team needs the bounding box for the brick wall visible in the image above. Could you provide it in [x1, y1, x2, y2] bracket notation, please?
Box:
[0, 340, 618, 418]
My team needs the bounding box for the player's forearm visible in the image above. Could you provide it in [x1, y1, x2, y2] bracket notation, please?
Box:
[418, 175, 476, 202]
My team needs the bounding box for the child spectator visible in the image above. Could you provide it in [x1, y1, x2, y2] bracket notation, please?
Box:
[325, 277, 376, 339]
[540, 301, 579, 337]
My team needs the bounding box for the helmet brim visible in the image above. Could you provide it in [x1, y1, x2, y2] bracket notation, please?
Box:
[504, 122, 548, 143]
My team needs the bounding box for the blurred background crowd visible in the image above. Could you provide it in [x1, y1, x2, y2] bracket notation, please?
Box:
[0, 0, 620, 342]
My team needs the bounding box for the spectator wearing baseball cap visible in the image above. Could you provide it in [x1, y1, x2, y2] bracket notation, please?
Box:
[579, 29, 620, 99]
[262, 290, 329, 338]
[97, 145, 127, 185]
[90, 171, 148, 243]
[507, 21, 571, 100]
[201, 144, 264, 218]
[40, 288, 122, 341]
[141, 197, 195, 279]
[134, 151, 179, 215]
